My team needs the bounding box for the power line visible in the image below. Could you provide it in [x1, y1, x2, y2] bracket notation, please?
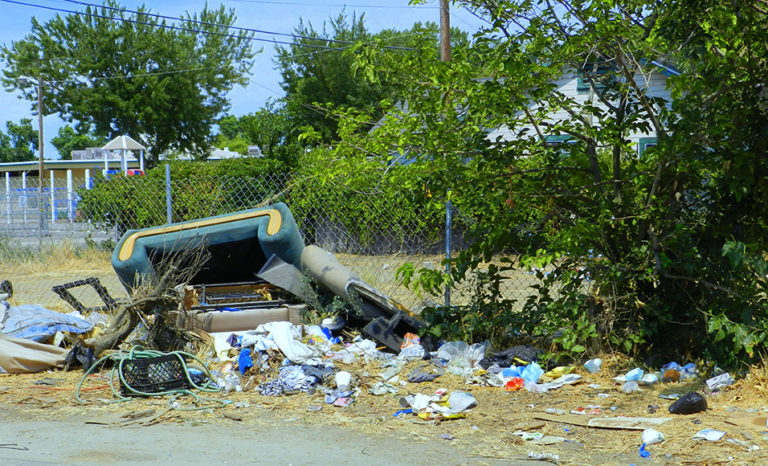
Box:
[57, 0, 411, 50]
[0, 0, 360, 51]
[222, 0, 440, 9]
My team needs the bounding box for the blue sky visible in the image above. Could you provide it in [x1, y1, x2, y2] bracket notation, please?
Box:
[0, 0, 484, 158]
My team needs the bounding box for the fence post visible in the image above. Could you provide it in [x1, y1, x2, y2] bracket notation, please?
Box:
[50, 170, 56, 224]
[165, 164, 172, 225]
[67, 169, 73, 222]
[445, 190, 452, 308]
[85, 169, 91, 189]
[22, 172, 27, 225]
[5, 172, 9, 225]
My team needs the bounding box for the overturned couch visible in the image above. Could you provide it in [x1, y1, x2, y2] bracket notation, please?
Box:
[111, 202, 425, 351]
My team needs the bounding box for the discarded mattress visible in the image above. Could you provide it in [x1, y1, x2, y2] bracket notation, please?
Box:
[112, 202, 305, 290]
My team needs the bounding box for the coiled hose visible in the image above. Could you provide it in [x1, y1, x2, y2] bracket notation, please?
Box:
[75, 346, 225, 410]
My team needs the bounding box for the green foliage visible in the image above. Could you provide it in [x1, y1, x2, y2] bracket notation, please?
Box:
[326, 0, 768, 364]
[215, 103, 302, 166]
[0, 118, 37, 162]
[417, 264, 521, 346]
[275, 12, 468, 142]
[50, 124, 104, 160]
[1, 1, 255, 165]
[76, 159, 291, 232]
[289, 147, 446, 253]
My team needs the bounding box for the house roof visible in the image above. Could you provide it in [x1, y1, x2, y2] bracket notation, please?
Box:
[102, 135, 146, 151]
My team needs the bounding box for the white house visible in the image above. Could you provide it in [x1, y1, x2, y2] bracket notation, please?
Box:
[487, 63, 677, 156]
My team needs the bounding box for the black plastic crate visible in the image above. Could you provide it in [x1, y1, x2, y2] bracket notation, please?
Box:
[119, 354, 191, 397]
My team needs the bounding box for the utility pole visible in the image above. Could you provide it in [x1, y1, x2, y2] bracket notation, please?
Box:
[37, 76, 46, 245]
[440, 0, 451, 308]
[440, 0, 451, 62]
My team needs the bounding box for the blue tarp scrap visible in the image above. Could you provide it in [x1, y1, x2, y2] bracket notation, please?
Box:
[1, 304, 92, 342]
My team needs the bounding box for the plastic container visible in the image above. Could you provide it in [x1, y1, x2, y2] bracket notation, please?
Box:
[625, 368, 644, 381]
[119, 354, 190, 396]
[335, 371, 352, 391]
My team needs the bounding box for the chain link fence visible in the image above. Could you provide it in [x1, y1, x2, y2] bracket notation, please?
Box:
[0, 169, 540, 313]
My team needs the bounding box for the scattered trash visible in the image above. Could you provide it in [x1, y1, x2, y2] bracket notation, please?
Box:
[706, 373, 734, 391]
[398, 390, 477, 421]
[370, 382, 398, 395]
[51, 277, 117, 313]
[647, 404, 660, 414]
[571, 406, 602, 415]
[662, 368, 680, 383]
[526, 373, 581, 393]
[694, 428, 726, 442]
[661, 362, 698, 380]
[639, 443, 651, 458]
[479, 345, 541, 369]
[659, 393, 681, 400]
[622, 381, 639, 393]
[439, 433, 454, 441]
[544, 366, 574, 378]
[335, 371, 352, 391]
[584, 358, 602, 374]
[407, 366, 443, 383]
[642, 428, 665, 445]
[534, 414, 671, 430]
[545, 408, 566, 415]
[502, 362, 544, 384]
[625, 368, 644, 381]
[400, 332, 420, 349]
[641, 373, 659, 385]
[669, 392, 708, 415]
[726, 438, 759, 450]
[1, 304, 92, 342]
[527, 451, 560, 462]
[505, 377, 525, 391]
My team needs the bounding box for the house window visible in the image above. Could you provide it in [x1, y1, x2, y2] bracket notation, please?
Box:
[543, 134, 574, 145]
[638, 137, 657, 156]
[577, 66, 612, 93]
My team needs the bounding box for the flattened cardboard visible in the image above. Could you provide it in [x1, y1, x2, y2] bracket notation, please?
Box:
[534, 413, 671, 430]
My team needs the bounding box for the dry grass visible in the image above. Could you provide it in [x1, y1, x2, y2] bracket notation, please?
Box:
[4, 352, 768, 463]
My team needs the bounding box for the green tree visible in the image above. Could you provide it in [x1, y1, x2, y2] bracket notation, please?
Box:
[216, 102, 302, 166]
[0, 118, 38, 162]
[275, 12, 468, 142]
[1, 1, 255, 165]
[50, 124, 104, 160]
[324, 0, 768, 364]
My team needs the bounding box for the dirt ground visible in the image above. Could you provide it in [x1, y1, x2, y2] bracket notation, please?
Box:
[1, 356, 767, 465]
[3, 246, 768, 464]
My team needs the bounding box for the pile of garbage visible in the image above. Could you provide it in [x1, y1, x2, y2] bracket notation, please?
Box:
[0, 284, 105, 373]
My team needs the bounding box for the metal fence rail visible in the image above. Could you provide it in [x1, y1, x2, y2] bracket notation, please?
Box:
[1, 168, 540, 312]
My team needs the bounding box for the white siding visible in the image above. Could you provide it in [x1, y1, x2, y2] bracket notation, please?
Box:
[489, 68, 673, 151]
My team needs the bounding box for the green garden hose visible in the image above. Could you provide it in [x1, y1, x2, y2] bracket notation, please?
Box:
[75, 346, 225, 410]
